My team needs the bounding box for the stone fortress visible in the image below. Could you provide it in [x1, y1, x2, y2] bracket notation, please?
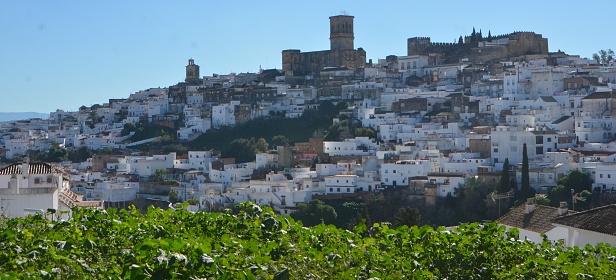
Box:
[282, 15, 367, 76]
[407, 29, 549, 64]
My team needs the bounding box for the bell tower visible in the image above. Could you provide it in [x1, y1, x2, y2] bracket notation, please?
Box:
[185, 59, 200, 84]
[329, 15, 354, 51]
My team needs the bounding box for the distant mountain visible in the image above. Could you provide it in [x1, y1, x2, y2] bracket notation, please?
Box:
[0, 112, 49, 122]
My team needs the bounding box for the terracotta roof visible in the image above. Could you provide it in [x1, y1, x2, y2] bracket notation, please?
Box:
[497, 204, 574, 234]
[552, 204, 616, 236]
[0, 163, 53, 175]
[552, 116, 571, 124]
[538, 96, 557, 102]
[582, 91, 615, 100]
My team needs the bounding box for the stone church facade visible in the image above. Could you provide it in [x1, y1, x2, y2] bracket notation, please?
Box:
[282, 15, 366, 76]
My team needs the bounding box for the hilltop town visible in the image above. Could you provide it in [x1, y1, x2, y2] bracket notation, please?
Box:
[2, 15, 616, 244]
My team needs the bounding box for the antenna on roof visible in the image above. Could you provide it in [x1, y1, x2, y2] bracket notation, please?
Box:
[339, 10, 348, 15]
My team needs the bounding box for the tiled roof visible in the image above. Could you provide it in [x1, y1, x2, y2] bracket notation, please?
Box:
[552, 116, 571, 124]
[0, 163, 53, 175]
[539, 96, 557, 102]
[552, 204, 616, 236]
[582, 91, 615, 100]
[497, 204, 573, 234]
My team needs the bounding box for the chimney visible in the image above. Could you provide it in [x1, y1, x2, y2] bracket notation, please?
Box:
[22, 156, 30, 177]
[558, 201, 568, 216]
[9, 174, 19, 194]
[525, 198, 535, 214]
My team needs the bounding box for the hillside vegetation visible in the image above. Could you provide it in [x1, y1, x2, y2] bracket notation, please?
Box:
[1, 204, 615, 279]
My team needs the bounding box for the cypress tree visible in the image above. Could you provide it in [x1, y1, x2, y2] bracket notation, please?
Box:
[487, 30, 492, 42]
[458, 36, 463, 44]
[521, 143, 530, 198]
[498, 158, 510, 193]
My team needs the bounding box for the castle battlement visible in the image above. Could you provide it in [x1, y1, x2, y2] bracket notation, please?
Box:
[430, 42, 457, 46]
[407, 30, 548, 63]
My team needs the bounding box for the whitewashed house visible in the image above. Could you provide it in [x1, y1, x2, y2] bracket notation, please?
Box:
[0, 159, 61, 219]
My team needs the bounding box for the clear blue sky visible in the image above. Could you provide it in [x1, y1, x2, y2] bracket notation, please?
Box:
[1, 0, 614, 113]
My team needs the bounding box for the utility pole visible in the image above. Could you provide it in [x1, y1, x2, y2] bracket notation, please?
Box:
[492, 190, 515, 218]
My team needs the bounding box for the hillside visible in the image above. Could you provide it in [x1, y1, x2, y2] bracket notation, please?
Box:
[187, 107, 335, 153]
[1, 204, 615, 279]
[0, 112, 49, 122]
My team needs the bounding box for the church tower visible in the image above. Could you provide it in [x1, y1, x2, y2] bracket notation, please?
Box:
[329, 15, 354, 51]
[185, 59, 200, 84]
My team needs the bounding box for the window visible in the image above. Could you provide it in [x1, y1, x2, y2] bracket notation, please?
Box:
[609, 174, 612, 179]
[35, 178, 41, 184]
[600, 174, 604, 178]
[536, 147, 543, 155]
[493, 148, 498, 153]
[330, 188, 333, 192]
[337, 188, 340, 192]
[347, 188, 350, 192]
[536, 136, 543, 144]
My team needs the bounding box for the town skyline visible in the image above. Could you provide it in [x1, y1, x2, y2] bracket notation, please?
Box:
[1, 0, 614, 113]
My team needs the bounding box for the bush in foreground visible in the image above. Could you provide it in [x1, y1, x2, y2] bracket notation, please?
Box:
[1, 203, 615, 279]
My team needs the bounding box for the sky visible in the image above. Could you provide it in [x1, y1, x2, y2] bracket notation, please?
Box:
[1, 0, 614, 113]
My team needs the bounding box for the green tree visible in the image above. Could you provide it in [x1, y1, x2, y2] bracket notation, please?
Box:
[290, 199, 337, 226]
[254, 138, 269, 154]
[226, 138, 257, 163]
[271, 135, 289, 147]
[161, 144, 188, 155]
[68, 146, 92, 162]
[547, 169, 592, 209]
[593, 49, 615, 66]
[155, 168, 168, 182]
[121, 122, 137, 136]
[455, 176, 494, 222]
[558, 169, 592, 194]
[498, 158, 511, 193]
[394, 207, 421, 227]
[46, 144, 68, 162]
[521, 143, 531, 199]
[354, 128, 376, 138]
[187, 198, 199, 205]
[97, 147, 114, 154]
[168, 191, 179, 203]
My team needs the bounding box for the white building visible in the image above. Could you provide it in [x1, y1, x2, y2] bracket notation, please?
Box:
[381, 159, 435, 188]
[126, 153, 176, 177]
[324, 175, 358, 194]
[212, 102, 237, 128]
[0, 159, 62, 219]
[553, 204, 616, 247]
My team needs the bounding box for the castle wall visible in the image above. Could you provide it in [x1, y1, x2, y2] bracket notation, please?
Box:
[407, 32, 549, 63]
[282, 49, 366, 75]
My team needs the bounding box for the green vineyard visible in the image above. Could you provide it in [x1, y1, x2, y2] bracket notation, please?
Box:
[1, 204, 615, 279]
